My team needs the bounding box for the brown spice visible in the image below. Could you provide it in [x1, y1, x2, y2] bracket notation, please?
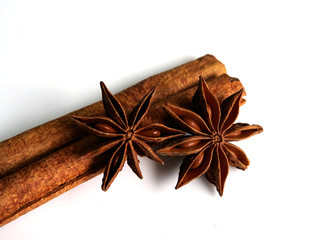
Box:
[0, 74, 244, 227]
[157, 77, 263, 196]
[0, 54, 226, 178]
[71, 82, 183, 191]
[143, 74, 246, 125]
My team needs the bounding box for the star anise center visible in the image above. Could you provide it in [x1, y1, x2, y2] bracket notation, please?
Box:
[212, 133, 222, 143]
[125, 130, 133, 141]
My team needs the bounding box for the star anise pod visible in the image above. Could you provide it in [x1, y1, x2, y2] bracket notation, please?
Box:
[71, 82, 184, 191]
[157, 77, 263, 196]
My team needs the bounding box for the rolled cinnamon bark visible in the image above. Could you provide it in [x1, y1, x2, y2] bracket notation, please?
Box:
[0, 74, 244, 227]
[144, 74, 245, 125]
[0, 54, 226, 178]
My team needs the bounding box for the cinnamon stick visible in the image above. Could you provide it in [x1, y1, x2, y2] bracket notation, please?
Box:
[0, 74, 244, 227]
[0, 54, 226, 178]
[144, 75, 246, 125]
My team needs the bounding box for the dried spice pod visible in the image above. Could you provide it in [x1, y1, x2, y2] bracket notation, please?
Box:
[71, 82, 184, 191]
[157, 77, 263, 196]
[0, 54, 226, 178]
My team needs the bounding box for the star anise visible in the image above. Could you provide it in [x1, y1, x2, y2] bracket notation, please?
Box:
[157, 77, 263, 196]
[71, 82, 184, 191]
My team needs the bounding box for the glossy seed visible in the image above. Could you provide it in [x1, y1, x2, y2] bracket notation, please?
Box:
[139, 129, 161, 137]
[190, 151, 205, 169]
[178, 140, 201, 149]
[111, 151, 121, 169]
[207, 105, 212, 120]
[181, 117, 201, 131]
[93, 122, 118, 133]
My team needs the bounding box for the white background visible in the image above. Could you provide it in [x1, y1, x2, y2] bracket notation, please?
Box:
[0, 1, 319, 239]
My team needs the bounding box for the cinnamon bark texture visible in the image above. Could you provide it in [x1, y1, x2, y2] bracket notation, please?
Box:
[144, 74, 246, 125]
[0, 74, 244, 227]
[0, 54, 226, 178]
